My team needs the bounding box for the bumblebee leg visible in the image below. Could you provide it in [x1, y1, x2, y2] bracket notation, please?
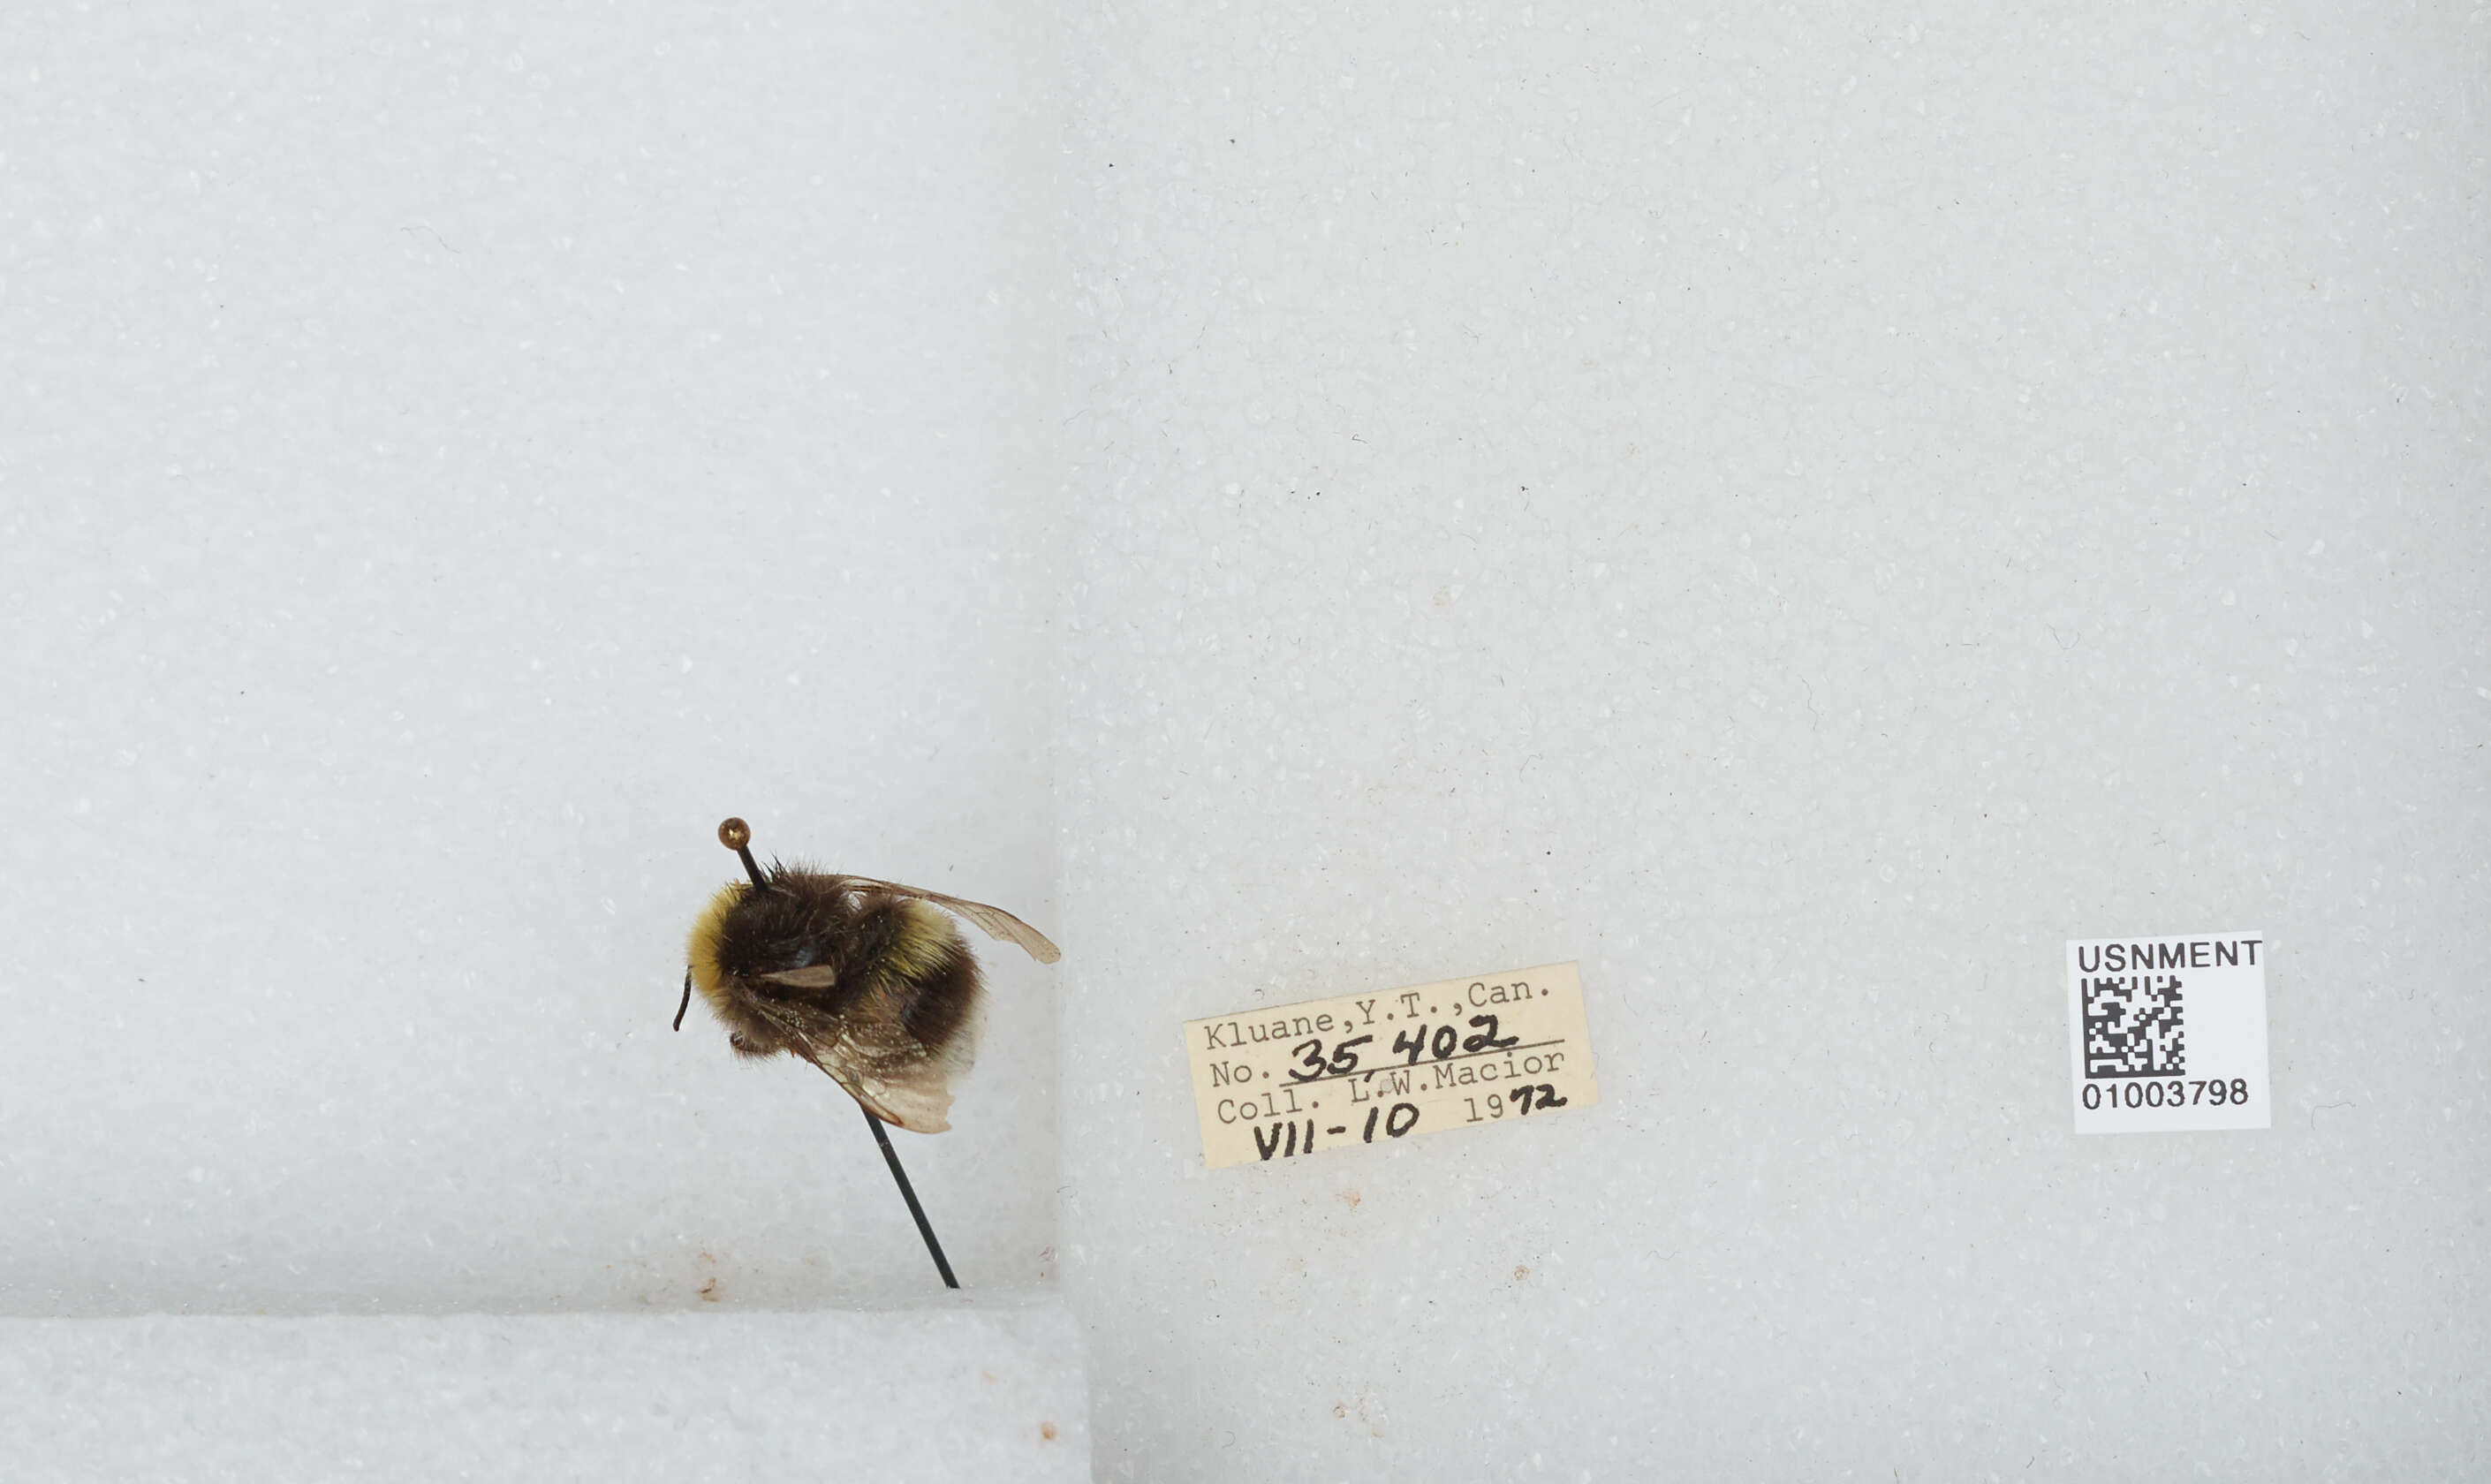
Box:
[859, 1102, 958, 1289]
[673, 970, 692, 1032]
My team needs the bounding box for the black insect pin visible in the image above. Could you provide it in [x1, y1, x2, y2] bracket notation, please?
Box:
[677, 817, 1059, 1286]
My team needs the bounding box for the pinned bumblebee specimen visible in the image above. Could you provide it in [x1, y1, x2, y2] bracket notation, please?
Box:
[677, 817, 1059, 1285]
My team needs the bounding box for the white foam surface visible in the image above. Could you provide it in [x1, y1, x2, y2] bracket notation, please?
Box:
[0, 4, 1065, 1314]
[0, 1298, 1089, 1483]
[4, 0, 2486, 1480]
[1058, 4, 2487, 1479]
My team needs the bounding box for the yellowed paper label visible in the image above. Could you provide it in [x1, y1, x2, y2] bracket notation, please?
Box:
[1182, 962, 1599, 1170]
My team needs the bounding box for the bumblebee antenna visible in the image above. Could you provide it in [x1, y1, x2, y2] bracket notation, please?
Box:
[859, 1103, 958, 1288]
[672, 970, 692, 1033]
[717, 817, 768, 889]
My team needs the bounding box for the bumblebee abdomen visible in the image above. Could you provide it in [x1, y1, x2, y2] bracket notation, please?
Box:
[869, 897, 980, 1061]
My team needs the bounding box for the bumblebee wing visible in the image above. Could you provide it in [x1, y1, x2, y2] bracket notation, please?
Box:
[829, 876, 1061, 964]
[742, 996, 958, 1133]
[754, 965, 842, 990]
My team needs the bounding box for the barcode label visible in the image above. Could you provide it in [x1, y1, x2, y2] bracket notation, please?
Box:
[2080, 973, 2187, 1078]
[2066, 934, 2269, 1133]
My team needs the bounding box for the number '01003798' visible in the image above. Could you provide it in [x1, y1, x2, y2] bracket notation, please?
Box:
[2082, 1078, 2250, 1110]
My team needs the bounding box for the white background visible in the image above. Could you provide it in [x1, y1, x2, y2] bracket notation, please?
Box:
[1, 2, 1067, 1315]
[6, 2, 2488, 1480]
[0, 1302, 1089, 1484]
[1061, 4, 2486, 1480]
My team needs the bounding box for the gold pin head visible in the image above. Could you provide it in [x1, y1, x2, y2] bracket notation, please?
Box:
[718, 817, 768, 890]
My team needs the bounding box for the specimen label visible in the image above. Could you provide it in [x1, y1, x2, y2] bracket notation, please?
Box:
[2067, 932, 2270, 1133]
[1183, 961, 1600, 1170]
